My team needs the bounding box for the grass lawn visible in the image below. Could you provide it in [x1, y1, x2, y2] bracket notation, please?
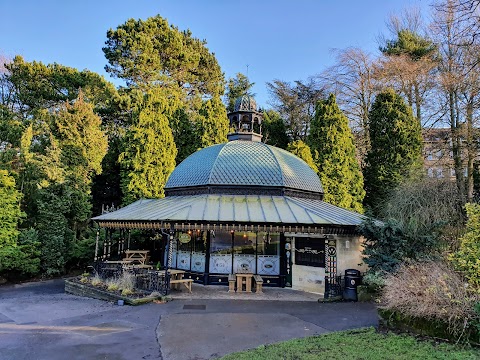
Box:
[220, 327, 480, 360]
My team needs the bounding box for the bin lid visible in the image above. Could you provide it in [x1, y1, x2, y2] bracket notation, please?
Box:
[345, 269, 361, 276]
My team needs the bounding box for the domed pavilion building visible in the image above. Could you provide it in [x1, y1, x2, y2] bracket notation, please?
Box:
[93, 96, 366, 295]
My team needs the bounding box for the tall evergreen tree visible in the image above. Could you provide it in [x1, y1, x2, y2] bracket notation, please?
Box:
[35, 184, 71, 276]
[308, 94, 365, 213]
[364, 88, 423, 212]
[103, 15, 224, 98]
[53, 91, 108, 187]
[0, 170, 23, 247]
[104, 14, 227, 188]
[262, 110, 289, 149]
[198, 95, 229, 148]
[119, 88, 177, 204]
[379, 29, 437, 123]
[170, 107, 198, 164]
[4, 55, 118, 119]
[0, 169, 39, 279]
[55, 94, 108, 237]
[224, 73, 255, 112]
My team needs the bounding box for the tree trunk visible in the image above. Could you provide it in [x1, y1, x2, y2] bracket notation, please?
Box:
[466, 96, 475, 202]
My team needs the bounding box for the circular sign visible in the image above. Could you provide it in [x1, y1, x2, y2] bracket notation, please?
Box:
[327, 246, 336, 256]
[179, 233, 191, 244]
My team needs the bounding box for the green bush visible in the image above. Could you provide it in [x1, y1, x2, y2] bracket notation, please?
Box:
[67, 234, 96, 271]
[450, 203, 480, 291]
[362, 271, 386, 292]
[0, 244, 40, 279]
[360, 216, 408, 273]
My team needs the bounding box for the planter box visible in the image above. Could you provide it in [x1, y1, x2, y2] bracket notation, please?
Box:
[64, 278, 160, 305]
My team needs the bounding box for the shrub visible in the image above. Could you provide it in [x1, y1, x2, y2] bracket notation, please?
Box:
[360, 216, 408, 273]
[381, 178, 464, 249]
[381, 260, 480, 342]
[362, 271, 386, 292]
[121, 288, 134, 296]
[90, 274, 103, 286]
[67, 235, 96, 271]
[105, 272, 135, 293]
[117, 272, 135, 292]
[0, 243, 40, 280]
[450, 203, 480, 291]
[106, 278, 119, 291]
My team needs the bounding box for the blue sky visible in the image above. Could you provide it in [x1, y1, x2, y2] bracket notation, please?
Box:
[0, 0, 431, 107]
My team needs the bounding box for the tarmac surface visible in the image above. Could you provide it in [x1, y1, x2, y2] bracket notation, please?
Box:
[0, 279, 378, 360]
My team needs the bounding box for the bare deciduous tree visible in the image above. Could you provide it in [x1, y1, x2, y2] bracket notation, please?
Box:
[318, 48, 377, 165]
[266, 78, 325, 141]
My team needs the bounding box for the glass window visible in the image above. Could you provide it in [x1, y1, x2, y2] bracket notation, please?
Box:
[210, 230, 232, 254]
[234, 231, 256, 254]
[257, 232, 280, 256]
[192, 230, 206, 253]
[209, 230, 233, 274]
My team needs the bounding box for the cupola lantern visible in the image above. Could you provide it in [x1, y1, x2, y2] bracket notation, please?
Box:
[227, 95, 263, 142]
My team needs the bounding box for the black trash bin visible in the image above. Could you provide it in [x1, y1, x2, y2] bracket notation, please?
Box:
[343, 269, 361, 301]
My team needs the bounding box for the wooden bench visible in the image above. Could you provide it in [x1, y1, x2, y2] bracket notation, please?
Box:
[170, 278, 194, 293]
[228, 274, 236, 292]
[253, 274, 263, 293]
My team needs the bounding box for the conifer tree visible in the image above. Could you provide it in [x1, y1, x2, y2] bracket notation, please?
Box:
[0, 170, 23, 247]
[287, 140, 318, 173]
[263, 110, 289, 149]
[198, 95, 229, 148]
[170, 107, 198, 164]
[53, 91, 108, 186]
[225, 73, 255, 112]
[119, 88, 177, 204]
[364, 88, 423, 212]
[308, 94, 365, 213]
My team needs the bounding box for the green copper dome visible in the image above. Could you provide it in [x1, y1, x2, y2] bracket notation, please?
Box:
[165, 141, 323, 199]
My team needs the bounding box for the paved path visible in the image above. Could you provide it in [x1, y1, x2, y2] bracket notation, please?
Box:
[0, 279, 378, 360]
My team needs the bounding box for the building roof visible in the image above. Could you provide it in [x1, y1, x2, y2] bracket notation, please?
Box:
[165, 141, 323, 198]
[234, 95, 257, 112]
[92, 194, 365, 233]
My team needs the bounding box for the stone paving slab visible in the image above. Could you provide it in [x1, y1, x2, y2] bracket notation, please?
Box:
[167, 283, 322, 301]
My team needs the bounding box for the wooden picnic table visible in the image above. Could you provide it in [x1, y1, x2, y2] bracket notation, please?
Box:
[124, 250, 150, 265]
[236, 273, 254, 293]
